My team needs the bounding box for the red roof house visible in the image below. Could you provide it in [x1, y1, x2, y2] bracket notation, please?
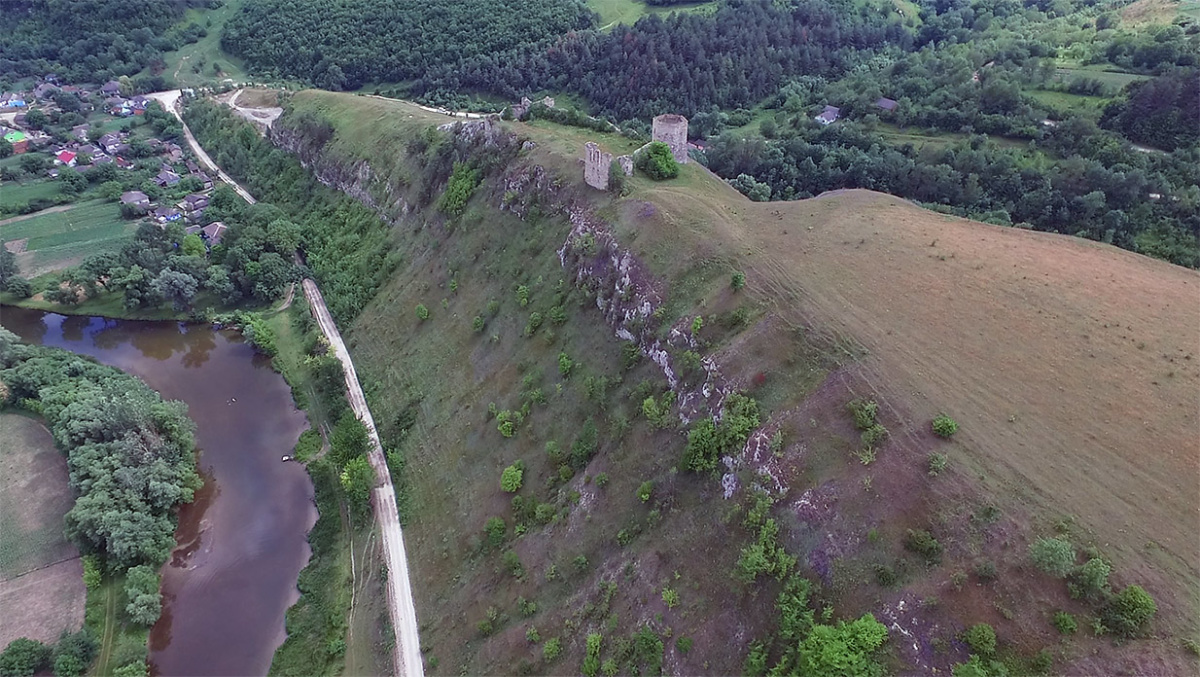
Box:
[55, 150, 77, 166]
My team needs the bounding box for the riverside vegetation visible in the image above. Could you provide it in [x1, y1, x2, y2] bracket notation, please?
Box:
[0, 328, 201, 676]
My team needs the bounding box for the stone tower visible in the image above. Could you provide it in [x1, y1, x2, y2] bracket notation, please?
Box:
[652, 114, 689, 164]
[584, 142, 613, 190]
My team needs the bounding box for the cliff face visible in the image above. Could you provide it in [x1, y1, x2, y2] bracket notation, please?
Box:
[269, 124, 407, 220]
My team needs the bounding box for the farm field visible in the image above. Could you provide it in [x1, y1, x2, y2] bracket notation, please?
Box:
[1053, 64, 1152, 90]
[0, 179, 62, 206]
[0, 413, 86, 648]
[1026, 89, 1110, 119]
[0, 200, 137, 277]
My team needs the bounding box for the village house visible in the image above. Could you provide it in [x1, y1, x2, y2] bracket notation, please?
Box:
[154, 206, 183, 224]
[99, 133, 122, 154]
[120, 191, 150, 208]
[201, 221, 227, 245]
[33, 83, 59, 100]
[13, 113, 28, 128]
[815, 105, 841, 125]
[4, 130, 29, 154]
[0, 93, 27, 109]
[114, 156, 134, 170]
[55, 150, 77, 167]
[155, 170, 181, 187]
[72, 124, 89, 141]
[100, 81, 122, 96]
[177, 193, 209, 215]
[195, 172, 214, 190]
[875, 97, 899, 112]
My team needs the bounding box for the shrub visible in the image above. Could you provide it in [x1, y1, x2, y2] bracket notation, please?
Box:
[676, 637, 693, 653]
[573, 555, 589, 571]
[904, 529, 943, 564]
[932, 414, 959, 438]
[875, 564, 899, 588]
[526, 626, 540, 643]
[81, 555, 102, 590]
[518, 597, 538, 617]
[502, 549, 525, 578]
[4, 277, 31, 298]
[607, 160, 626, 194]
[1030, 537, 1076, 578]
[0, 638, 50, 677]
[635, 141, 680, 180]
[1069, 558, 1111, 600]
[517, 284, 529, 307]
[963, 623, 996, 655]
[472, 315, 485, 332]
[861, 423, 888, 448]
[501, 463, 524, 492]
[847, 398, 879, 430]
[928, 452, 949, 476]
[637, 481, 653, 502]
[662, 587, 680, 608]
[542, 638, 562, 662]
[535, 503, 555, 524]
[683, 393, 759, 473]
[524, 312, 544, 336]
[583, 634, 602, 677]
[1052, 611, 1077, 635]
[973, 560, 997, 582]
[594, 473, 609, 488]
[1102, 585, 1157, 638]
[731, 271, 746, 291]
[484, 517, 506, 547]
[415, 304, 430, 321]
[549, 305, 568, 325]
[558, 352, 574, 378]
[439, 162, 481, 215]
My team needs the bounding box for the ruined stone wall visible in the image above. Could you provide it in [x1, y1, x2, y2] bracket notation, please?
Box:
[584, 141, 612, 190]
[652, 114, 689, 164]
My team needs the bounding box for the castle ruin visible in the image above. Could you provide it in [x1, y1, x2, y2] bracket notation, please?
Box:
[584, 141, 613, 190]
[652, 114, 689, 164]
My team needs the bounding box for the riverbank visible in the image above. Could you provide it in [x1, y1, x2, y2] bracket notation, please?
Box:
[264, 294, 394, 676]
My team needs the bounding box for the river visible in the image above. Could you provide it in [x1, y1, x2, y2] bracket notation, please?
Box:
[0, 307, 315, 676]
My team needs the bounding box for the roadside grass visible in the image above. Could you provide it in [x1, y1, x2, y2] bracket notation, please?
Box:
[153, 0, 249, 88]
[84, 572, 148, 677]
[874, 122, 1031, 151]
[587, 0, 717, 29]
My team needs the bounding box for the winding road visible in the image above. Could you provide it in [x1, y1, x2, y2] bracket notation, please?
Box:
[151, 89, 424, 677]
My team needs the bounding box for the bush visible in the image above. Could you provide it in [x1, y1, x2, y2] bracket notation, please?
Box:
[558, 352, 574, 378]
[904, 529, 943, 564]
[472, 315, 485, 332]
[484, 517, 506, 547]
[1052, 611, 1077, 635]
[973, 560, 997, 582]
[500, 463, 524, 493]
[4, 277, 31, 298]
[439, 162, 481, 216]
[682, 393, 760, 473]
[861, 423, 888, 448]
[731, 271, 746, 291]
[662, 587, 680, 608]
[932, 414, 959, 438]
[963, 623, 996, 655]
[637, 481, 653, 502]
[0, 638, 50, 677]
[583, 633, 602, 677]
[928, 452, 949, 476]
[81, 555, 102, 590]
[542, 638, 562, 662]
[634, 141, 680, 180]
[847, 398, 878, 430]
[1029, 537, 1076, 578]
[415, 304, 430, 320]
[1102, 585, 1157, 638]
[1069, 557, 1111, 600]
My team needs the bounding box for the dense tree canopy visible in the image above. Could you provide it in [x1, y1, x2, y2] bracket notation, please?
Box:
[221, 0, 596, 90]
[0, 0, 210, 83]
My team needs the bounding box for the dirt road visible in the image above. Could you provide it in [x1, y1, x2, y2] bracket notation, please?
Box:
[147, 90, 258, 205]
[302, 279, 424, 677]
[157, 90, 423, 676]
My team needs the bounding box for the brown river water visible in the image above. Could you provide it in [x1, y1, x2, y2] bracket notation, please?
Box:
[0, 307, 315, 676]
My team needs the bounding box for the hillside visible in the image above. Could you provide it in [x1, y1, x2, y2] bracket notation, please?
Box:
[200, 90, 1198, 675]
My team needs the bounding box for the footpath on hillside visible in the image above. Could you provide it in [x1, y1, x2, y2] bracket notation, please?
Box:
[156, 89, 424, 677]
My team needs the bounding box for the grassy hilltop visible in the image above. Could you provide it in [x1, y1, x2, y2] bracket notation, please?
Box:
[207, 89, 1200, 675]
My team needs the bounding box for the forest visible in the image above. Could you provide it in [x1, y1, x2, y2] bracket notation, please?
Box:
[220, 0, 596, 91]
[0, 0, 212, 83]
[0, 329, 200, 627]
